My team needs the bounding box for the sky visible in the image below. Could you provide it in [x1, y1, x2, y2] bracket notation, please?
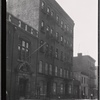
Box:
[56, 0, 98, 66]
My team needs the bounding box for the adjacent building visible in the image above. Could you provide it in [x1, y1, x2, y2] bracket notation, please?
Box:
[7, 0, 74, 100]
[73, 53, 96, 99]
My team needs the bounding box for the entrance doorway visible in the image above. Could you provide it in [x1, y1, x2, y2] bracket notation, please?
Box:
[18, 77, 29, 98]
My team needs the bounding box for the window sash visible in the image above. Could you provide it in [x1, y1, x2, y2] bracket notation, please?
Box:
[18, 39, 30, 61]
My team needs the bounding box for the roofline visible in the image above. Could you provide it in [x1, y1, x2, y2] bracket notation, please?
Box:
[48, 0, 75, 26]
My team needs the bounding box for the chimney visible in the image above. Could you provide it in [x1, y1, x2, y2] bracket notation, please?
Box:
[78, 53, 82, 57]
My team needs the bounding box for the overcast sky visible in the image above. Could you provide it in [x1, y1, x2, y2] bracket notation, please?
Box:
[56, 0, 98, 66]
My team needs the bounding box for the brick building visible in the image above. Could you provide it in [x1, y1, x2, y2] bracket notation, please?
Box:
[73, 53, 97, 98]
[7, 0, 74, 100]
[6, 13, 38, 100]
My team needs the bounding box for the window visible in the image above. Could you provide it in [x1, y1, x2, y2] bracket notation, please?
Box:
[56, 15, 59, 22]
[68, 85, 72, 94]
[55, 48, 58, 58]
[60, 51, 63, 61]
[60, 84, 64, 94]
[60, 36, 63, 45]
[53, 83, 57, 93]
[61, 21, 63, 28]
[40, 40, 44, 53]
[60, 68, 62, 77]
[45, 63, 48, 74]
[55, 66, 58, 76]
[55, 32, 59, 41]
[67, 26, 69, 31]
[50, 28, 53, 37]
[51, 11, 54, 17]
[18, 38, 30, 61]
[66, 70, 69, 78]
[64, 24, 67, 31]
[47, 7, 50, 14]
[39, 61, 43, 73]
[46, 26, 50, 38]
[46, 26, 50, 32]
[41, 1, 45, 9]
[49, 64, 52, 75]
[41, 21, 45, 32]
[39, 81, 44, 95]
[61, 36, 63, 42]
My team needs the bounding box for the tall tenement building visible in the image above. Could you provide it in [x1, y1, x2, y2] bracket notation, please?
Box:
[7, 0, 74, 100]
